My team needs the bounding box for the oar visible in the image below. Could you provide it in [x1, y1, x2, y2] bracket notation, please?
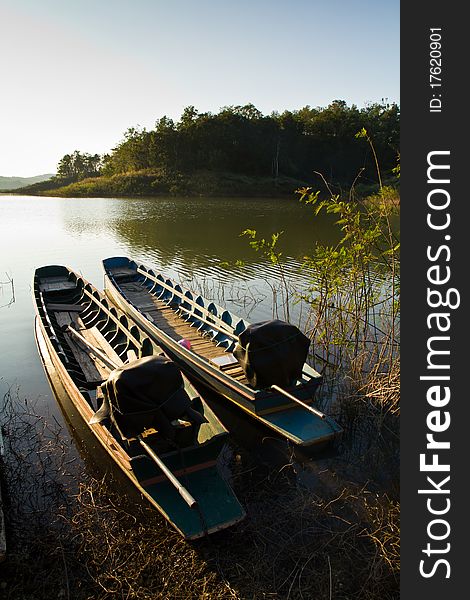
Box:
[66, 325, 199, 510]
[270, 384, 326, 419]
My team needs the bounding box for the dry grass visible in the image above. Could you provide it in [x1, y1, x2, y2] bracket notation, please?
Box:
[0, 384, 399, 600]
[0, 389, 90, 599]
[66, 468, 399, 600]
[326, 358, 400, 500]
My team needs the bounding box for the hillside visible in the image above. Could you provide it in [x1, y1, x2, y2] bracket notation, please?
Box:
[13, 169, 310, 198]
[0, 174, 55, 190]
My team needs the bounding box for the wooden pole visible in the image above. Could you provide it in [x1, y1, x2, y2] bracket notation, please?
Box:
[66, 325, 118, 371]
[270, 384, 326, 419]
[138, 436, 198, 509]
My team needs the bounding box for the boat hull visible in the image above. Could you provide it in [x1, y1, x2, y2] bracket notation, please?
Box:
[33, 267, 245, 539]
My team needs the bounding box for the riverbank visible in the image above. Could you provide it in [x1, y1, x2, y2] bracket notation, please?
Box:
[5, 169, 311, 198]
[0, 386, 399, 600]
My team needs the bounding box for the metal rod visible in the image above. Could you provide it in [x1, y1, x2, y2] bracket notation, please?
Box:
[270, 384, 326, 419]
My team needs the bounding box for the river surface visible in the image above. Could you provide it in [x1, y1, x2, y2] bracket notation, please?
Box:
[0, 194, 339, 418]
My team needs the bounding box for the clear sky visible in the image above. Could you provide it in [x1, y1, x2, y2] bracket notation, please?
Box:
[0, 0, 399, 177]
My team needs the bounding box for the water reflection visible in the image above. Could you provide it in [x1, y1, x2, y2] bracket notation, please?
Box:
[0, 193, 359, 516]
[58, 195, 339, 272]
[0, 194, 337, 410]
[0, 274, 15, 309]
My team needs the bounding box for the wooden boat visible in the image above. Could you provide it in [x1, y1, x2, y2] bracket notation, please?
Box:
[102, 257, 343, 448]
[33, 265, 245, 540]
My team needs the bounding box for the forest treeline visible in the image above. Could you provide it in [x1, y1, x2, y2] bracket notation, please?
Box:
[16, 100, 400, 197]
[62, 101, 399, 182]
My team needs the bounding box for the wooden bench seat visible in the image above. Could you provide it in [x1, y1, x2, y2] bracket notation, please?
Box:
[39, 278, 77, 292]
[47, 303, 84, 312]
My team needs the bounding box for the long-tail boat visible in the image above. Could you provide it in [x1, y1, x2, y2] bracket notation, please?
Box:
[102, 256, 342, 449]
[33, 265, 245, 540]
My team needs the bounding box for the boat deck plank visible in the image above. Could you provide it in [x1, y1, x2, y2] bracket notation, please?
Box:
[119, 282, 250, 383]
[39, 280, 77, 292]
[112, 268, 136, 278]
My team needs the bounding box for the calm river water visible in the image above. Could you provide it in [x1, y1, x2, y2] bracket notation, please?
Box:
[0, 194, 338, 419]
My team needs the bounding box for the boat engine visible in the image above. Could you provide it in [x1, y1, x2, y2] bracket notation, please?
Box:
[233, 319, 310, 389]
[90, 355, 206, 440]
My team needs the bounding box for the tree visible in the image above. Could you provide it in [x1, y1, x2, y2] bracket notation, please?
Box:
[56, 151, 102, 181]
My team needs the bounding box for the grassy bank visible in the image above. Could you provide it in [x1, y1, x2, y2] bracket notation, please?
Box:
[7, 169, 310, 198]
